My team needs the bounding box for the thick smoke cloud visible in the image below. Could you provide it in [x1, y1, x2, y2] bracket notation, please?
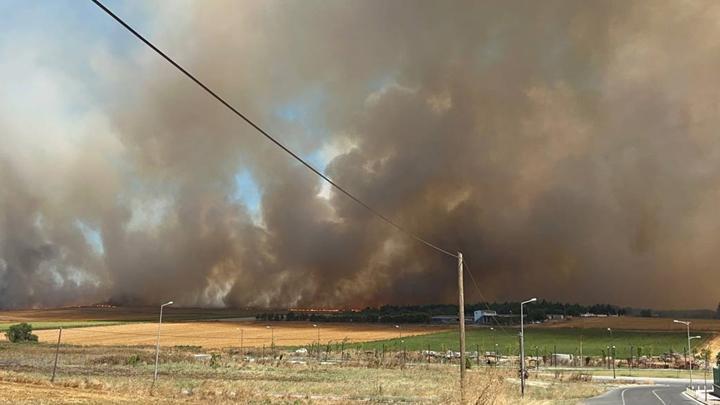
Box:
[2, 0, 720, 309]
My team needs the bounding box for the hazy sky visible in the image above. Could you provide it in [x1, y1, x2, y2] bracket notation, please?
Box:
[2, 0, 720, 309]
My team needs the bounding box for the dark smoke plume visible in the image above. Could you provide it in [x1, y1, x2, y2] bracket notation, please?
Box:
[2, 0, 720, 309]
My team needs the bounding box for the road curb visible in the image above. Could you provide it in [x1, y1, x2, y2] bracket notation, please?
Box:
[683, 391, 707, 404]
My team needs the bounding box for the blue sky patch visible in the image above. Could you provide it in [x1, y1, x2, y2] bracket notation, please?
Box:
[232, 169, 262, 219]
[74, 219, 104, 256]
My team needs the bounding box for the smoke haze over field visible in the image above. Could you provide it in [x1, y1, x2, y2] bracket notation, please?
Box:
[2, 0, 720, 309]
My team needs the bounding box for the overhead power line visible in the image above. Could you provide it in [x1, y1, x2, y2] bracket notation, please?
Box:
[88, 0, 456, 259]
[461, 256, 511, 335]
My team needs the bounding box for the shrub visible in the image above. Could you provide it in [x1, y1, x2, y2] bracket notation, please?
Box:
[210, 353, 221, 368]
[126, 354, 142, 366]
[5, 323, 38, 343]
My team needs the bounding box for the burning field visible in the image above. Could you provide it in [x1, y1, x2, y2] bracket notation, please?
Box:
[28, 322, 445, 348]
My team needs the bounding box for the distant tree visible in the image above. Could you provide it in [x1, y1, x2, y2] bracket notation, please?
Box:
[716, 302, 720, 319]
[528, 308, 546, 322]
[640, 309, 653, 318]
[5, 323, 38, 343]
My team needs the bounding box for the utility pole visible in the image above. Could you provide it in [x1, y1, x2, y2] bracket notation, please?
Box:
[457, 251, 466, 403]
[51, 327, 62, 383]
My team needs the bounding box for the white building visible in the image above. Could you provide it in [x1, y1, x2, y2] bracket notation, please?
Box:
[474, 310, 497, 324]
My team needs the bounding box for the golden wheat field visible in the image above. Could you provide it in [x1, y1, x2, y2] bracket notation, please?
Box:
[26, 322, 446, 348]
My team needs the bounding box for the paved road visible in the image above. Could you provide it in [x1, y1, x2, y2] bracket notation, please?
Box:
[584, 384, 700, 405]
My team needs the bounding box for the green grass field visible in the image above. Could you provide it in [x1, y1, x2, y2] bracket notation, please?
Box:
[347, 327, 714, 357]
[0, 321, 125, 332]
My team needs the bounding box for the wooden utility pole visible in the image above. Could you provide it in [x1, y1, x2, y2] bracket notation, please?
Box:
[458, 251, 466, 402]
[51, 327, 62, 383]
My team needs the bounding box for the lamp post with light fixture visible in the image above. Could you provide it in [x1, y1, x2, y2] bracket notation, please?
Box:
[266, 325, 274, 356]
[607, 328, 615, 379]
[313, 324, 320, 361]
[520, 297, 537, 397]
[152, 300, 173, 390]
[674, 320, 696, 387]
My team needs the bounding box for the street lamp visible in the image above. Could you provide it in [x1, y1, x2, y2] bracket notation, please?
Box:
[606, 345, 616, 379]
[607, 328, 614, 377]
[674, 320, 694, 388]
[238, 327, 244, 354]
[313, 324, 320, 361]
[152, 300, 173, 390]
[266, 325, 274, 354]
[520, 297, 537, 397]
[240, 329, 245, 355]
[490, 327, 498, 366]
[394, 324, 405, 361]
[689, 335, 702, 389]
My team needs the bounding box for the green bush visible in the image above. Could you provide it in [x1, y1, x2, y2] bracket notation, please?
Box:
[210, 353, 221, 368]
[126, 354, 141, 366]
[5, 323, 38, 343]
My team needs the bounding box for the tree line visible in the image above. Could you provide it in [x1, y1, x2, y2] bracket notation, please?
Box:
[256, 300, 628, 324]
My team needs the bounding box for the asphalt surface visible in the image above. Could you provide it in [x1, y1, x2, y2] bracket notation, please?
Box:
[584, 383, 703, 405]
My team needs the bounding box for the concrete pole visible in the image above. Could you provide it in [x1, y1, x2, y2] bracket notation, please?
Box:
[152, 301, 173, 391]
[674, 320, 693, 387]
[457, 251, 466, 403]
[520, 297, 536, 397]
[705, 348, 709, 401]
[314, 324, 320, 361]
[687, 325, 693, 388]
[51, 327, 62, 383]
[521, 305, 525, 397]
[607, 328, 615, 379]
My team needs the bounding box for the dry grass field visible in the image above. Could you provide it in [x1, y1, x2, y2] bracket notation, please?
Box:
[27, 322, 446, 348]
[536, 316, 720, 332]
[0, 342, 607, 405]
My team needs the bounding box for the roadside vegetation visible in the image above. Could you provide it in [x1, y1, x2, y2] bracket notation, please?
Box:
[0, 340, 607, 404]
[4, 323, 38, 343]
